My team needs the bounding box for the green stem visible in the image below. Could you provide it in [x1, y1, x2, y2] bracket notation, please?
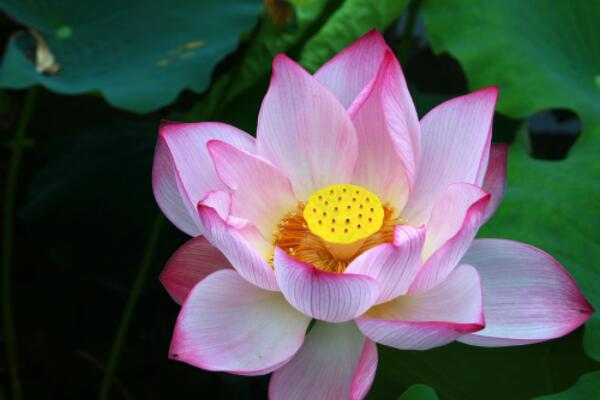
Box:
[97, 22, 263, 395]
[98, 214, 164, 400]
[2, 87, 37, 400]
[98, 13, 274, 400]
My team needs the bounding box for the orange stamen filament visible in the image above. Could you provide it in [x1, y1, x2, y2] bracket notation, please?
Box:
[272, 184, 403, 273]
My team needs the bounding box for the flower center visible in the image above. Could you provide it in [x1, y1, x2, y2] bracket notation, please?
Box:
[273, 184, 397, 273]
[303, 184, 384, 259]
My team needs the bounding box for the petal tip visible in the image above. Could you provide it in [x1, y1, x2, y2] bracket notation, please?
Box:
[476, 85, 499, 104]
[159, 118, 179, 130]
[197, 190, 232, 221]
[158, 269, 171, 295]
[462, 239, 595, 345]
[271, 53, 312, 84]
[205, 138, 227, 159]
[576, 294, 595, 318]
[158, 119, 193, 138]
[167, 323, 187, 363]
[362, 28, 387, 44]
[479, 85, 499, 95]
[273, 53, 295, 69]
[459, 322, 486, 334]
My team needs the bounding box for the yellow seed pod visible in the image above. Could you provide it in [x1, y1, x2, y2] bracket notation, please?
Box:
[303, 184, 384, 244]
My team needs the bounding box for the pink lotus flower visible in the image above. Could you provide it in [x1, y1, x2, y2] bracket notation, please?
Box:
[153, 30, 593, 399]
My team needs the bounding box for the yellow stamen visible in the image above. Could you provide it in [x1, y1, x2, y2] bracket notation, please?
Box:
[303, 184, 384, 260]
[272, 184, 402, 273]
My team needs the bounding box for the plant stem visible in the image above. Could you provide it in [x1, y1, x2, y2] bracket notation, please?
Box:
[98, 214, 164, 400]
[97, 21, 260, 395]
[2, 87, 38, 400]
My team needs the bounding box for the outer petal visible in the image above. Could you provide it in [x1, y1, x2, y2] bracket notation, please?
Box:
[160, 236, 232, 304]
[257, 54, 358, 200]
[409, 183, 490, 293]
[170, 270, 310, 375]
[269, 321, 376, 400]
[402, 87, 498, 226]
[314, 29, 389, 109]
[481, 144, 508, 223]
[351, 339, 378, 400]
[345, 225, 425, 304]
[274, 248, 379, 322]
[208, 140, 297, 239]
[152, 121, 255, 235]
[356, 265, 484, 350]
[459, 239, 594, 347]
[198, 192, 278, 291]
[350, 51, 419, 209]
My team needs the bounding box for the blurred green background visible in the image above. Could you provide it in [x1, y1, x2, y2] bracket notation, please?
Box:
[0, 0, 599, 399]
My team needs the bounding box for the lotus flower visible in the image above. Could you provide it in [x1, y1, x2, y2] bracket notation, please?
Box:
[153, 30, 593, 399]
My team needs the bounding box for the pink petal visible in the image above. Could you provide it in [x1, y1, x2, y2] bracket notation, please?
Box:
[345, 225, 425, 304]
[152, 121, 255, 235]
[274, 248, 379, 322]
[199, 189, 231, 221]
[170, 270, 310, 375]
[380, 51, 421, 190]
[356, 265, 484, 350]
[198, 192, 278, 291]
[402, 87, 498, 226]
[314, 29, 389, 109]
[153, 137, 199, 236]
[269, 321, 376, 400]
[481, 144, 508, 223]
[474, 124, 492, 186]
[422, 183, 490, 259]
[458, 239, 594, 347]
[350, 51, 419, 209]
[160, 236, 232, 304]
[351, 339, 378, 400]
[409, 183, 490, 293]
[257, 54, 358, 200]
[207, 140, 297, 239]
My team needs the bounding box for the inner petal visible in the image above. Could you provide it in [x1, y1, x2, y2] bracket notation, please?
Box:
[273, 184, 401, 273]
